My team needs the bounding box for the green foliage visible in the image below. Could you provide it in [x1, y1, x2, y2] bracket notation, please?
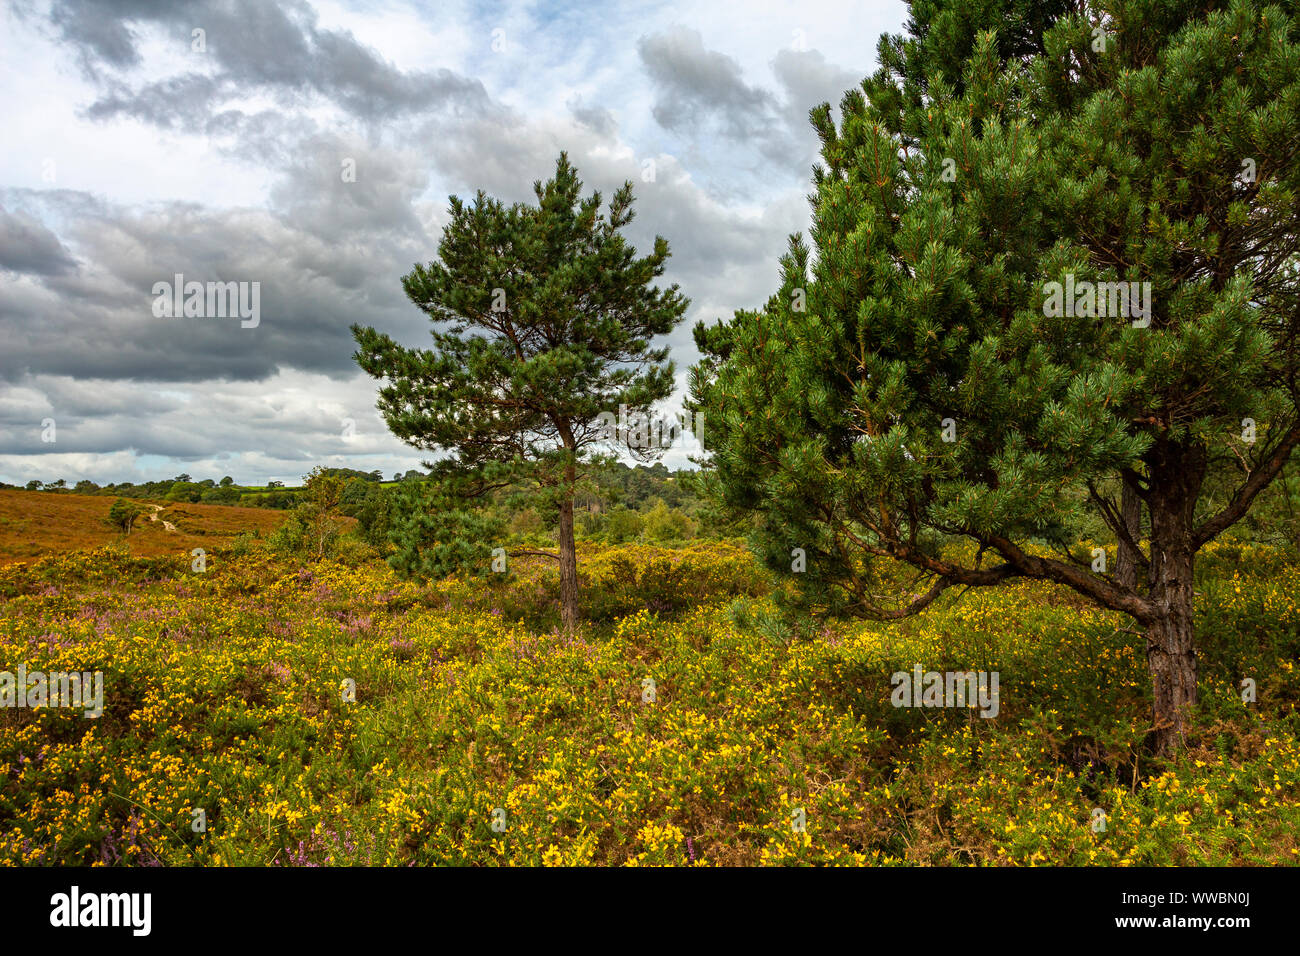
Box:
[300, 467, 346, 560]
[106, 498, 144, 535]
[7, 540, 1297, 865]
[352, 152, 687, 478]
[164, 481, 203, 503]
[200, 486, 243, 504]
[641, 498, 694, 544]
[340, 477, 393, 547]
[244, 490, 299, 510]
[352, 153, 689, 628]
[507, 507, 547, 544]
[588, 505, 643, 544]
[229, 530, 258, 558]
[1209, 451, 1300, 551]
[383, 478, 507, 581]
[265, 514, 310, 556]
[691, 0, 1300, 620]
[266, 467, 352, 560]
[319, 467, 386, 483]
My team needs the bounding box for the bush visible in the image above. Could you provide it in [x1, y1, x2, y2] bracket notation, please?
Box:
[200, 486, 243, 504]
[107, 498, 144, 535]
[581, 543, 765, 620]
[641, 498, 694, 544]
[165, 481, 203, 503]
[599, 506, 643, 544]
[341, 478, 392, 546]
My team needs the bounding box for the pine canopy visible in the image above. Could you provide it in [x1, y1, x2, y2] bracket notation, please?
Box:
[690, 0, 1300, 752]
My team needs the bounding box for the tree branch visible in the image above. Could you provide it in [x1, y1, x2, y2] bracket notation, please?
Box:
[1194, 420, 1300, 547]
[987, 535, 1155, 622]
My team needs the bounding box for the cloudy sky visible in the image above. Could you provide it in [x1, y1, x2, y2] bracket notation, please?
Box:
[0, 0, 905, 487]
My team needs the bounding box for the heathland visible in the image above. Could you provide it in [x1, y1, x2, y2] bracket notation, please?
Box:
[1, 489, 1296, 865]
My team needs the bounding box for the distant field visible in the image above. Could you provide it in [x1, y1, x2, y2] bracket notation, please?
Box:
[0, 490, 286, 564]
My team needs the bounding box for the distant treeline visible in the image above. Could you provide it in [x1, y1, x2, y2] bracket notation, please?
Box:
[1, 468, 417, 509]
[2, 462, 733, 544]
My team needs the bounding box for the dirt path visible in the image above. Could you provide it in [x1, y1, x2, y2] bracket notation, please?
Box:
[146, 504, 177, 533]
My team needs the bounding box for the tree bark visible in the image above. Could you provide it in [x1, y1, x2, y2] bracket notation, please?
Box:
[1145, 548, 1198, 755]
[1116, 478, 1143, 591]
[1144, 443, 1204, 755]
[558, 456, 580, 633]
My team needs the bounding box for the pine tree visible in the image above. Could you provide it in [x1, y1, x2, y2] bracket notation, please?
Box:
[353, 153, 688, 631]
[690, 0, 1300, 755]
[107, 498, 144, 536]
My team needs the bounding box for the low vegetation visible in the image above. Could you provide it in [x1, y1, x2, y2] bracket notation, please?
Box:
[1, 522, 1296, 865]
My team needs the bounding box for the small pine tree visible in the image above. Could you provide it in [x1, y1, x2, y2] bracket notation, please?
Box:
[353, 153, 688, 630]
[107, 498, 144, 536]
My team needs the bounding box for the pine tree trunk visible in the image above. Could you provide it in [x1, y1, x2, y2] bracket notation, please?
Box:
[1145, 551, 1198, 756]
[1116, 479, 1143, 591]
[558, 458, 580, 633]
[1145, 446, 1203, 756]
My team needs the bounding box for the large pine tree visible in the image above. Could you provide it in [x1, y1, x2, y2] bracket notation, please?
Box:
[354, 154, 688, 630]
[691, 0, 1300, 754]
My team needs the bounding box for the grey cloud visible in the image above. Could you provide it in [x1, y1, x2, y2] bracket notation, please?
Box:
[0, 369, 417, 475]
[638, 27, 780, 141]
[0, 187, 431, 384]
[637, 28, 860, 179]
[30, 376, 180, 419]
[204, 109, 322, 167]
[268, 133, 432, 240]
[770, 47, 860, 130]
[567, 95, 617, 138]
[42, 0, 176, 76]
[85, 73, 233, 130]
[0, 207, 78, 275]
[58, 0, 492, 126]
